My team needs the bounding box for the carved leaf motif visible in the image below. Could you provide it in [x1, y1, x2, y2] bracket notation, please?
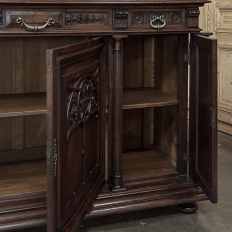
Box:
[67, 69, 98, 138]
[65, 13, 106, 25]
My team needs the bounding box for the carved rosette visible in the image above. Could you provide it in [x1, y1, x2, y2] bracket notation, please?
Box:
[132, 13, 144, 24]
[0, 12, 2, 26]
[65, 13, 106, 25]
[187, 8, 200, 28]
[170, 13, 181, 24]
[114, 10, 128, 29]
[67, 69, 98, 138]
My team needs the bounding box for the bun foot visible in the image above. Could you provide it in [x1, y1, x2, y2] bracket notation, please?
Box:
[177, 203, 198, 214]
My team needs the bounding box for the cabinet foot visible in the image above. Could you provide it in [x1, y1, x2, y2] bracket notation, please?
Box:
[177, 203, 198, 214]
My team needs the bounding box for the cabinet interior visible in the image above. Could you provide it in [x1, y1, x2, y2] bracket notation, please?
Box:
[122, 35, 180, 182]
[0, 34, 184, 198]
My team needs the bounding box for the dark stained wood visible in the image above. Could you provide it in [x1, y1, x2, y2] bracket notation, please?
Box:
[46, 37, 105, 232]
[0, 159, 46, 197]
[123, 88, 178, 109]
[189, 34, 217, 203]
[86, 176, 207, 218]
[0, 0, 217, 230]
[0, 0, 211, 3]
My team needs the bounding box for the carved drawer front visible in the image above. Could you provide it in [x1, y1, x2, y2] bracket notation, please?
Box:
[5, 10, 63, 30]
[65, 10, 112, 31]
[122, 9, 187, 31]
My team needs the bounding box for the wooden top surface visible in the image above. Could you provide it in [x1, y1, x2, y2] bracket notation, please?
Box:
[0, 0, 210, 5]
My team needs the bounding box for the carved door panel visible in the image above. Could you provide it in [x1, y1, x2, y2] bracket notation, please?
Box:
[46, 38, 105, 232]
[189, 34, 217, 203]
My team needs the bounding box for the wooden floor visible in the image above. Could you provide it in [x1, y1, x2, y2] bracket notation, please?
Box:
[0, 159, 46, 197]
[122, 150, 177, 181]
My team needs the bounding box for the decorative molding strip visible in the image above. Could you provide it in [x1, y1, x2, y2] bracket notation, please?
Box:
[54, 139, 58, 177]
[131, 12, 182, 25]
[187, 8, 200, 27]
[67, 69, 98, 138]
[65, 13, 106, 25]
[114, 10, 128, 29]
[0, 12, 2, 26]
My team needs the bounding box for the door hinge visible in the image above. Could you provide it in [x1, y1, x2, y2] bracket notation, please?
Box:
[105, 103, 108, 114]
[183, 152, 189, 161]
[210, 107, 217, 129]
[54, 138, 58, 177]
[184, 53, 190, 63]
[184, 42, 191, 64]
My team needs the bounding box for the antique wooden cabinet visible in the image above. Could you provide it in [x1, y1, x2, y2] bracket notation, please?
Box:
[0, 0, 217, 231]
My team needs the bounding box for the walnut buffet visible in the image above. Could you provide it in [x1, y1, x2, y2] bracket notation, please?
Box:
[0, 0, 217, 231]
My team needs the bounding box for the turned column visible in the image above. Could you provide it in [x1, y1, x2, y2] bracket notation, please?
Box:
[111, 35, 127, 190]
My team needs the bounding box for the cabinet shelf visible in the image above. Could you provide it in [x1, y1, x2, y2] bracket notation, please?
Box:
[123, 150, 177, 181]
[0, 159, 46, 197]
[0, 93, 46, 117]
[123, 88, 178, 109]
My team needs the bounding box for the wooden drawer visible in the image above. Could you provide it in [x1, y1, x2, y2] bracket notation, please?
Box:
[127, 9, 186, 32]
[65, 10, 113, 31]
[4, 10, 63, 30]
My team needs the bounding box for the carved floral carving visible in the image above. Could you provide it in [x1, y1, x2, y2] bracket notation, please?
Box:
[67, 69, 98, 138]
[65, 13, 106, 25]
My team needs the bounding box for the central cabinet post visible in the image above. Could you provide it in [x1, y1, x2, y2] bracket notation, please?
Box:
[111, 35, 128, 190]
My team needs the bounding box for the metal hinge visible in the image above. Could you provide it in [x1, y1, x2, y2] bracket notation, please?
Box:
[105, 103, 108, 114]
[184, 54, 190, 63]
[184, 142, 190, 182]
[184, 43, 191, 64]
[210, 107, 217, 129]
[54, 138, 58, 177]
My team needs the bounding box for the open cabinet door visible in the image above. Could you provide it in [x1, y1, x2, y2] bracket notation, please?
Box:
[46, 38, 105, 232]
[189, 34, 217, 203]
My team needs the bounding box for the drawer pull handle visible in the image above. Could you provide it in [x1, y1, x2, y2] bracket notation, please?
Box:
[16, 17, 55, 31]
[150, 15, 166, 29]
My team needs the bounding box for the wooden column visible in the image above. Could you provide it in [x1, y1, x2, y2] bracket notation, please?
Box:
[111, 35, 127, 190]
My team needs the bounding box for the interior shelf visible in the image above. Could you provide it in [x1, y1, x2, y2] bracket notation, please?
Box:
[122, 150, 177, 181]
[0, 93, 46, 117]
[0, 159, 46, 197]
[123, 88, 178, 109]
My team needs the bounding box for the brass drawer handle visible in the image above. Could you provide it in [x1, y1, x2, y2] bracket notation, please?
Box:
[16, 17, 55, 31]
[150, 15, 166, 29]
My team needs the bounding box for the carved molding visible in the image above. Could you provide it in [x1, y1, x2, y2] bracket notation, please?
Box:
[187, 8, 200, 27]
[114, 10, 128, 29]
[67, 69, 98, 138]
[0, 12, 2, 26]
[65, 13, 106, 25]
